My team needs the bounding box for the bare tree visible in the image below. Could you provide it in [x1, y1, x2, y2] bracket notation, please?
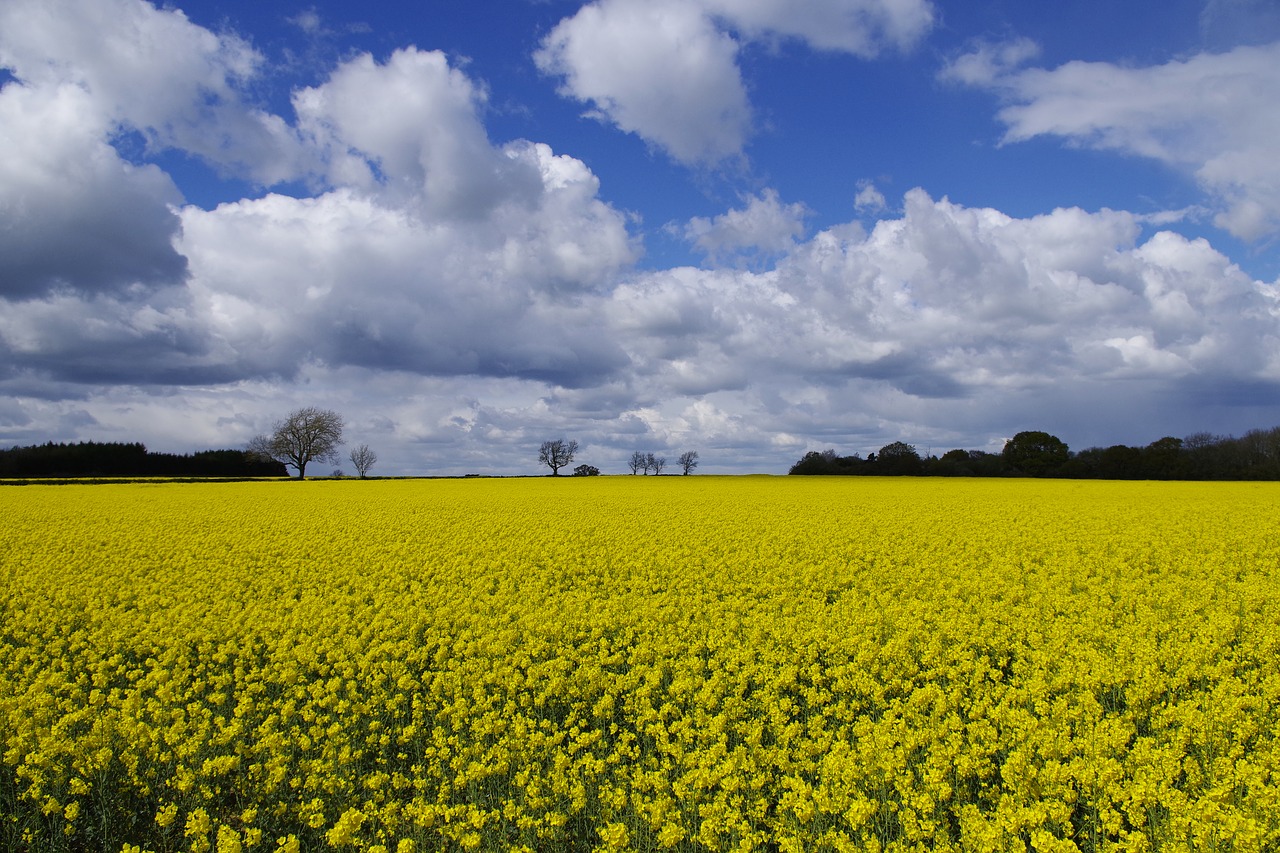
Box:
[647, 452, 666, 475]
[628, 451, 646, 475]
[349, 444, 377, 478]
[248, 407, 344, 479]
[538, 439, 578, 476]
[678, 450, 699, 475]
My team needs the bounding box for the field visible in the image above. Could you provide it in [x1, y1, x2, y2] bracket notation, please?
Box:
[2, 476, 1278, 852]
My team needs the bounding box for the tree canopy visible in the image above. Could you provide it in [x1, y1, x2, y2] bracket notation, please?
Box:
[1002, 431, 1070, 476]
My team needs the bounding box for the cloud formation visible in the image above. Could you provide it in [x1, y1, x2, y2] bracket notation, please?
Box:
[0, 0, 305, 182]
[684, 190, 809, 263]
[536, 0, 935, 164]
[0, 83, 186, 298]
[946, 39, 1280, 241]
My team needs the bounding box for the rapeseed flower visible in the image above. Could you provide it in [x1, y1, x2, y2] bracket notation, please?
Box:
[1, 477, 1278, 851]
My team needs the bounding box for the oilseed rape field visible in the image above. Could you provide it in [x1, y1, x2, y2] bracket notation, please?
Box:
[2, 477, 1279, 853]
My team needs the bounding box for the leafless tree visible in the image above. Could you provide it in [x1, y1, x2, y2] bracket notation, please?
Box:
[678, 450, 699, 475]
[538, 439, 578, 476]
[629, 451, 647, 475]
[350, 444, 378, 478]
[647, 452, 666, 475]
[248, 407, 344, 479]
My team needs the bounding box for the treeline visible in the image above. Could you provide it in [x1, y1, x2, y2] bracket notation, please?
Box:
[790, 427, 1280, 480]
[0, 441, 288, 478]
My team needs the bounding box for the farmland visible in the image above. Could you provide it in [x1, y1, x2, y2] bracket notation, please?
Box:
[2, 477, 1278, 852]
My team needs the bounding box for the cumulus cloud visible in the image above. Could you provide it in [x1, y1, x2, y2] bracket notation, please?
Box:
[592, 189, 1280, 466]
[536, 0, 935, 164]
[854, 181, 888, 214]
[165, 48, 638, 387]
[0, 0, 312, 300]
[0, 0, 306, 183]
[178, 144, 633, 388]
[5, 188, 1278, 470]
[0, 3, 638, 390]
[294, 48, 538, 217]
[535, 0, 751, 165]
[0, 82, 187, 298]
[176, 177, 633, 387]
[945, 38, 1280, 242]
[685, 189, 809, 263]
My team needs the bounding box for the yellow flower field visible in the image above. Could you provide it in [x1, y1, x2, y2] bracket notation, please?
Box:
[2, 476, 1278, 852]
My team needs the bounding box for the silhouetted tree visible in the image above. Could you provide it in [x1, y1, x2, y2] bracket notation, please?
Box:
[249, 407, 345, 479]
[678, 450, 699, 475]
[573, 464, 600, 476]
[647, 453, 666, 475]
[538, 439, 578, 476]
[629, 451, 647, 475]
[349, 444, 377, 478]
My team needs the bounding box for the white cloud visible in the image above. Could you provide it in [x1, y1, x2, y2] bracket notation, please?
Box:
[0, 0, 306, 184]
[535, 0, 751, 165]
[593, 189, 1280, 465]
[700, 0, 934, 55]
[0, 13, 638, 389]
[939, 37, 1040, 86]
[0, 82, 186, 298]
[854, 181, 888, 214]
[536, 0, 935, 164]
[946, 39, 1280, 242]
[685, 189, 809, 262]
[8, 174, 1277, 472]
[294, 48, 537, 217]
[175, 150, 635, 387]
[5, 183, 1274, 468]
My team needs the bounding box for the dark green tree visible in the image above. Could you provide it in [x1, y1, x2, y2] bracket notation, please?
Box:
[1002, 430, 1069, 476]
[876, 441, 922, 475]
[1142, 436, 1184, 479]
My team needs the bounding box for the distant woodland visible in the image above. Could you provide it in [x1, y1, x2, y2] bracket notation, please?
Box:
[0, 441, 288, 478]
[791, 427, 1280, 480]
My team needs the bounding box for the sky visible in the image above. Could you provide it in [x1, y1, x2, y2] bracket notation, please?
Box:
[2, 0, 1280, 476]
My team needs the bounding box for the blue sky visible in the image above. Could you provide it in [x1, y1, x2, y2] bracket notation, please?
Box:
[2, 0, 1279, 474]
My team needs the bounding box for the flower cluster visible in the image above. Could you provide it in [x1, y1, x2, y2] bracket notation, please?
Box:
[2, 477, 1278, 851]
